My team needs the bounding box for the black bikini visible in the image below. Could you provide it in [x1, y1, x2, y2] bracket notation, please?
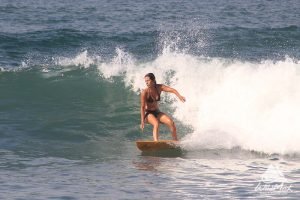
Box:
[144, 85, 161, 119]
[144, 109, 161, 119]
[146, 86, 161, 103]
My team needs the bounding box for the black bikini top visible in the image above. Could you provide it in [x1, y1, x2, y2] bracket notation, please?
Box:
[146, 85, 161, 103]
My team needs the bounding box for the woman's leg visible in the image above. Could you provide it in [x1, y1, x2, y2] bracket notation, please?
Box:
[158, 113, 178, 141]
[146, 114, 160, 141]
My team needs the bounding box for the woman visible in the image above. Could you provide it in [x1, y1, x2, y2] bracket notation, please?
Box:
[140, 73, 186, 141]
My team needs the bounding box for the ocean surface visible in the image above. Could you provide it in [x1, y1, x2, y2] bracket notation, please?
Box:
[1, 0, 300, 199]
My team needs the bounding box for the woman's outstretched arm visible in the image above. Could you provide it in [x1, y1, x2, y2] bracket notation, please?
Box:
[161, 85, 186, 102]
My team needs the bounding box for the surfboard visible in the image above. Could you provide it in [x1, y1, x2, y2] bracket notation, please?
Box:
[136, 140, 180, 152]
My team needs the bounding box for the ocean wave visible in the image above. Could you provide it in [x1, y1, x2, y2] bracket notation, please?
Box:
[2, 47, 300, 155]
[96, 48, 300, 155]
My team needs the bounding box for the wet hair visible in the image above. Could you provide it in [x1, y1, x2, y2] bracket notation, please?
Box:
[144, 73, 156, 85]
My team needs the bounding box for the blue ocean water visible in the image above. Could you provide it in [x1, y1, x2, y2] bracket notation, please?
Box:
[0, 0, 300, 199]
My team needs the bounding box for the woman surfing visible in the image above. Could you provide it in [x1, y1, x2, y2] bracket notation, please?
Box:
[140, 73, 186, 141]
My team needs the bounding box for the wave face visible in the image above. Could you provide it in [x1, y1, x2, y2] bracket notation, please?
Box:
[2, 47, 300, 156]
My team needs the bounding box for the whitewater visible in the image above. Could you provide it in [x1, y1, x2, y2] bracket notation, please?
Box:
[51, 47, 300, 156]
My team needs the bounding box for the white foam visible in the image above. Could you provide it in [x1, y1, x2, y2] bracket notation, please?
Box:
[98, 48, 300, 155]
[98, 48, 135, 79]
[56, 50, 97, 69]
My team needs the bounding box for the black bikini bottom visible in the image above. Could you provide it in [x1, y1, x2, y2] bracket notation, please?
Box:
[144, 109, 161, 120]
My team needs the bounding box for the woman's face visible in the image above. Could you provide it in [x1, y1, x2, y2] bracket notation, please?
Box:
[144, 76, 154, 87]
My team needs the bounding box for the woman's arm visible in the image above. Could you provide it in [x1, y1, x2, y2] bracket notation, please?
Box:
[161, 85, 186, 102]
[140, 90, 146, 130]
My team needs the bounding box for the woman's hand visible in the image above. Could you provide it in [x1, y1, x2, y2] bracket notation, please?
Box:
[140, 121, 145, 131]
[179, 95, 186, 103]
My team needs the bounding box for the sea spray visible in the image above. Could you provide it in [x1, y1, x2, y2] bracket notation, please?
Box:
[40, 47, 300, 155]
[95, 48, 300, 154]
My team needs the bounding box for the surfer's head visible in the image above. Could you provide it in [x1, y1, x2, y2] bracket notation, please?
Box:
[144, 73, 156, 87]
